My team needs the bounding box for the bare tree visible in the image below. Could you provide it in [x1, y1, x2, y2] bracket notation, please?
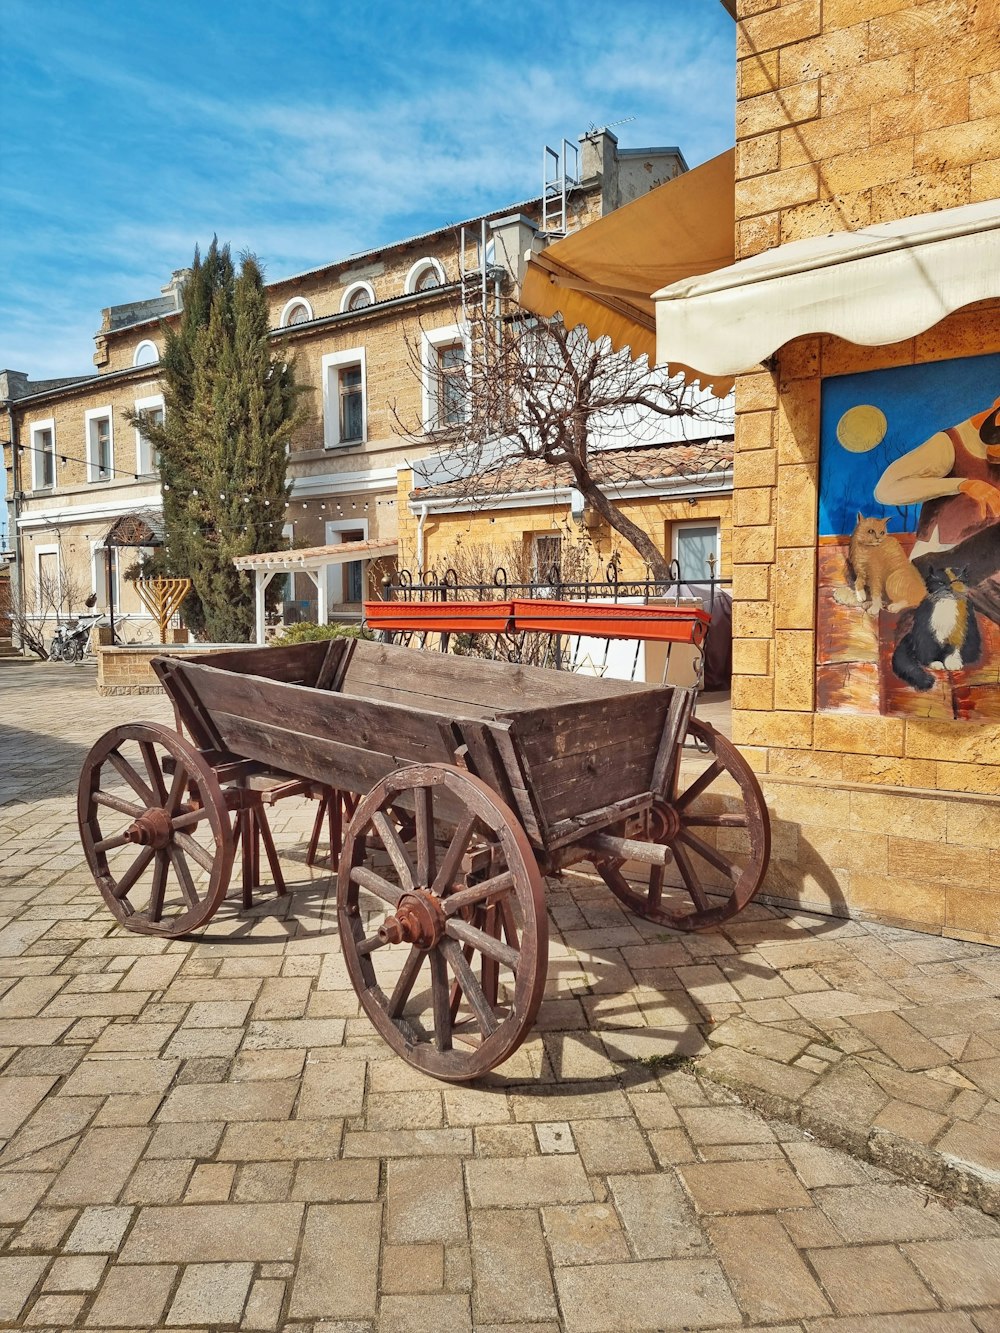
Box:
[395, 301, 731, 582]
[7, 563, 88, 659]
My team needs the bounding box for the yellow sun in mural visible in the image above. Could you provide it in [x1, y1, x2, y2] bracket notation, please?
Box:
[836, 404, 888, 453]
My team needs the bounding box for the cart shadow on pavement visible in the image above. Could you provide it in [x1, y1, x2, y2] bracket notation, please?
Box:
[0, 721, 95, 805]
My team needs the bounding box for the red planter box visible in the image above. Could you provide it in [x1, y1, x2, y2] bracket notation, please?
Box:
[364, 601, 514, 634]
[511, 599, 710, 644]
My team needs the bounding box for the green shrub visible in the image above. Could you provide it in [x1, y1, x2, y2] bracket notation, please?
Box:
[270, 621, 373, 646]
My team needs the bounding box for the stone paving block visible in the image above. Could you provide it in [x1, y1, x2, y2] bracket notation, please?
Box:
[184, 1162, 236, 1203]
[0, 1017, 72, 1047]
[343, 1127, 472, 1158]
[288, 1202, 381, 1320]
[0, 1170, 53, 1223]
[810, 1243, 938, 1315]
[86, 1262, 177, 1327]
[509, 1087, 631, 1123]
[364, 1090, 444, 1131]
[572, 1116, 655, 1173]
[608, 1171, 706, 1259]
[158, 1080, 298, 1123]
[679, 1104, 777, 1145]
[0, 975, 66, 1016]
[466, 1154, 593, 1209]
[679, 1159, 812, 1214]
[708, 1214, 831, 1321]
[145, 1120, 225, 1159]
[253, 977, 312, 1018]
[698, 1043, 819, 1101]
[219, 1118, 343, 1162]
[121, 1157, 194, 1204]
[43, 990, 150, 1018]
[44, 1254, 107, 1291]
[381, 1243, 445, 1294]
[555, 1257, 741, 1332]
[780, 1206, 847, 1249]
[845, 1010, 948, 1071]
[903, 1237, 1000, 1307]
[708, 1015, 812, 1063]
[0, 1255, 48, 1323]
[379, 1292, 471, 1333]
[233, 1160, 293, 1202]
[475, 1123, 538, 1157]
[164, 1026, 243, 1059]
[471, 1209, 557, 1323]
[242, 1277, 285, 1330]
[184, 999, 253, 1028]
[244, 1017, 347, 1049]
[386, 1158, 467, 1245]
[230, 1048, 306, 1082]
[291, 1159, 380, 1203]
[815, 1185, 964, 1243]
[121, 1202, 304, 1263]
[64, 1206, 134, 1253]
[60, 1056, 179, 1098]
[47, 1126, 150, 1205]
[783, 1140, 871, 1188]
[0, 1074, 58, 1136]
[166, 1260, 254, 1326]
[541, 1202, 629, 1264]
[23, 1291, 85, 1325]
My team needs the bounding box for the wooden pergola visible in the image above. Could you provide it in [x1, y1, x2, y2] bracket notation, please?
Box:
[233, 538, 398, 644]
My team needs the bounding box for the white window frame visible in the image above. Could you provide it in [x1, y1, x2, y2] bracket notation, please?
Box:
[340, 281, 376, 313]
[133, 339, 159, 367]
[405, 257, 446, 295]
[90, 539, 120, 612]
[133, 393, 164, 479]
[279, 297, 314, 328]
[325, 517, 368, 605]
[34, 543, 62, 615]
[321, 347, 367, 450]
[84, 406, 114, 483]
[420, 322, 469, 432]
[671, 519, 721, 582]
[29, 418, 57, 491]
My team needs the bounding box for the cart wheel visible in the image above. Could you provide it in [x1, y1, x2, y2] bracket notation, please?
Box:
[78, 722, 234, 937]
[338, 764, 547, 1082]
[598, 718, 770, 932]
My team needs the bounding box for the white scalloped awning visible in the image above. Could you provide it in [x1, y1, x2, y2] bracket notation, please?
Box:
[654, 200, 1000, 377]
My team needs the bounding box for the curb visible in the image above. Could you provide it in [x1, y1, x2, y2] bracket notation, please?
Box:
[695, 1059, 1000, 1217]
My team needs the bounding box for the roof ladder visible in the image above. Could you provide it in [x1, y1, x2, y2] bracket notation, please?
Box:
[542, 139, 579, 237]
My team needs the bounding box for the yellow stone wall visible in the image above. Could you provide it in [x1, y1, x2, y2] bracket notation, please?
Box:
[732, 0, 1000, 942]
[394, 469, 733, 584]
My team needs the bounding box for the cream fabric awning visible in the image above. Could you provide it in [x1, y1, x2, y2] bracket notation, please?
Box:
[654, 199, 1000, 378]
[519, 149, 735, 394]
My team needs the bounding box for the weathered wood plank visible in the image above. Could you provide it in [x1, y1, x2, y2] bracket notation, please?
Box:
[176, 641, 330, 686]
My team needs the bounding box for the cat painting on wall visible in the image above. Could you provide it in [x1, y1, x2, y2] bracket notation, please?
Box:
[891, 566, 983, 691]
[847, 513, 927, 613]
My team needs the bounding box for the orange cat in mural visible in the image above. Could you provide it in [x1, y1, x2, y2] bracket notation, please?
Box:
[848, 513, 927, 613]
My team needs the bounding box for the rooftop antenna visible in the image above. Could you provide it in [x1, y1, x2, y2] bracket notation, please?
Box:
[584, 114, 636, 137]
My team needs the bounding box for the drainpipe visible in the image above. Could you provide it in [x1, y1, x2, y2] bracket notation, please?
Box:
[5, 404, 24, 637]
[415, 503, 429, 572]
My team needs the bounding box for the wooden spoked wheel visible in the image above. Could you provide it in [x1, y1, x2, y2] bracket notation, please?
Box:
[78, 722, 234, 937]
[338, 764, 548, 1082]
[597, 718, 770, 933]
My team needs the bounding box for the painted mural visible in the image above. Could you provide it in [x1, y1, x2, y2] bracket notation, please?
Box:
[818, 353, 1000, 721]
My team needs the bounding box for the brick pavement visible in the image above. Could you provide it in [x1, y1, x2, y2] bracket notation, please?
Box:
[1, 660, 999, 1331]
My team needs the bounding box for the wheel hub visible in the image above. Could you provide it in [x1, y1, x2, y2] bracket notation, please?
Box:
[123, 807, 173, 850]
[378, 890, 447, 950]
[649, 800, 682, 843]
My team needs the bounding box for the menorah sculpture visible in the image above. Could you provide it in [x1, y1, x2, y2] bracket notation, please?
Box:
[131, 577, 192, 644]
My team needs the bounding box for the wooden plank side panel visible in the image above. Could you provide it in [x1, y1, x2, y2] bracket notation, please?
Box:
[164, 641, 331, 686]
[343, 640, 659, 714]
[509, 689, 673, 827]
[175, 662, 459, 770]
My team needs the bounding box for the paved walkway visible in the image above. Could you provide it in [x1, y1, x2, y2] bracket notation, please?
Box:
[0, 660, 998, 1331]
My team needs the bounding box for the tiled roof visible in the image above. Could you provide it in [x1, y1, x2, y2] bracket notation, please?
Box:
[410, 436, 734, 501]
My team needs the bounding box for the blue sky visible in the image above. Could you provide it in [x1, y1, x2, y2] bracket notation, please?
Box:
[1, 0, 735, 380]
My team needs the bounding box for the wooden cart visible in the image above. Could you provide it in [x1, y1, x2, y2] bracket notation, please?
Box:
[77, 638, 769, 1081]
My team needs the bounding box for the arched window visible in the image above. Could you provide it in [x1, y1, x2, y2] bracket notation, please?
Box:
[279, 297, 314, 328]
[405, 258, 446, 295]
[340, 282, 376, 313]
[133, 340, 159, 367]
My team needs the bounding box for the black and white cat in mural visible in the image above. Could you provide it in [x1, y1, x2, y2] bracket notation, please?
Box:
[891, 566, 982, 691]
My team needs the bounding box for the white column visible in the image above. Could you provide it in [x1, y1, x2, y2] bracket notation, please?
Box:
[255, 570, 277, 646]
[317, 564, 329, 626]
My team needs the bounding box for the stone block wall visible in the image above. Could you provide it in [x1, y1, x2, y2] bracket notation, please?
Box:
[735, 0, 1000, 258]
[730, 0, 1000, 943]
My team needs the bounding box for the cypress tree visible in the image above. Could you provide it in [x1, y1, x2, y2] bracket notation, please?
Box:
[131, 240, 305, 640]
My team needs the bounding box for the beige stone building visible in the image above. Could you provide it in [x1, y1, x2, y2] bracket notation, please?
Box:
[2, 131, 688, 645]
[516, 1, 1000, 945]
